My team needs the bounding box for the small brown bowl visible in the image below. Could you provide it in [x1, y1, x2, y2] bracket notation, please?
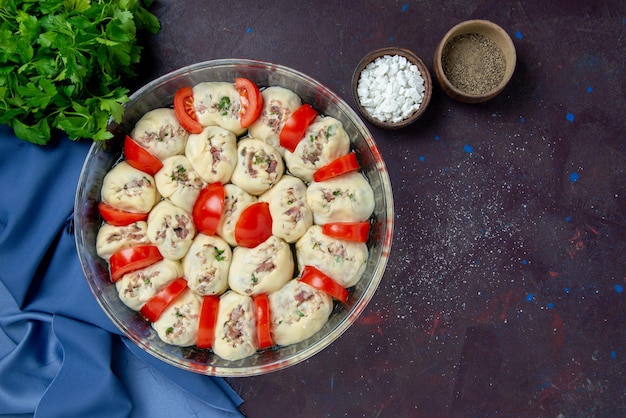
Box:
[352, 47, 432, 129]
[433, 20, 516, 103]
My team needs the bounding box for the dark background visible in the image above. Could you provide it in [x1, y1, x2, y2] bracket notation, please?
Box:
[138, 1, 625, 416]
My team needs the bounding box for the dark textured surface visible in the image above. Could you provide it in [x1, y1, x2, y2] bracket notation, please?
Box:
[139, 1, 625, 416]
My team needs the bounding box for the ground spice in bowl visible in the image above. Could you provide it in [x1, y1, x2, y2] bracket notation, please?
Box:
[441, 33, 506, 96]
[433, 19, 516, 103]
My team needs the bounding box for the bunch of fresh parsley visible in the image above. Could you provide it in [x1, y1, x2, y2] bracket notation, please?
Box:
[0, 0, 160, 145]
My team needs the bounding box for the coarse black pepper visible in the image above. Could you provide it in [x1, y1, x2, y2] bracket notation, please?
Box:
[441, 33, 506, 95]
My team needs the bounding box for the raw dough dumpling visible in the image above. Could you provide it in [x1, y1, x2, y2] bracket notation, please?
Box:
[259, 175, 312, 243]
[96, 221, 150, 260]
[115, 259, 183, 311]
[213, 291, 257, 361]
[231, 138, 284, 196]
[295, 224, 368, 288]
[216, 184, 257, 247]
[268, 279, 332, 346]
[192, 82, 246, 136]
[152, 288, 201, 347]
[101, 161, 159, 213]
[306, 171, 375, 224]
[130, 108, 188, 160]
[185, 126, 238, 184]
[154, 155, 205, 212]
[248, 86, 302, 154]
[183, 233, 232, 296]
[284, 116, 350, 182]
[228, 235, 294, 296]
[147, 200, 195, 260]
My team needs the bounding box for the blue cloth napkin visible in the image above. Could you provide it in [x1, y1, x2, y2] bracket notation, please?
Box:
[0, 125, 243, 417]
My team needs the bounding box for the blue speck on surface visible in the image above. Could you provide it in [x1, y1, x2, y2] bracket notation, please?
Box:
[419, 156, 425, 162]
[463, 144, 474, 154]
[390, 36, 395, 42]
[565, 216, 572, 222]
[611, 351, 617, 359]
[566, 112, 575, 122]
[515, 30, 524, 39]
[569, 172, 580, 183]
[526, 293, 534, 302]
[547, 302, 554, 309]
[434, 135, 440, 141]
[401, 4, 409, 12]
[616, 284, 624, 293]
[246, 27, 253, 33]
[520, 116, 525, 123]
[586, 86, 593, 93]
[522, 259, 528, 265]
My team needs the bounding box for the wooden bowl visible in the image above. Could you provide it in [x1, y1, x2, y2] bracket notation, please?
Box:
[433, 20, 516, 103]
[352, 47, 432, 129]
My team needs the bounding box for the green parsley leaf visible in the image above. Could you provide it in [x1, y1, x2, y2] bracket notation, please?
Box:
[64, 0, 91, 13]
[12, 117, 51, 145]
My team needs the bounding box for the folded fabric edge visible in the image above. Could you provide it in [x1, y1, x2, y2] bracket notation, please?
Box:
[121, 337, 245, 416]
[35, 315, 132, 418]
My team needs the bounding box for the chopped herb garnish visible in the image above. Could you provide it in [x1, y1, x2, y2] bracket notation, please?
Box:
[254, 153, 270, 165]
[215, 248, 226, 261]
[296, 310, 305, 318]
[171, 165, 187, 181]
[326, 124, 337, 138]
[218, 96, 231, 115]
[166, 327, 174, 335]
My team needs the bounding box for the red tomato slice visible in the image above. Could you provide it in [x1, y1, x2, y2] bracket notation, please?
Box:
[235, 78, 263, 128]
[322, 221, 370, 243]
[234, 202, 273, 248]
[253, 294, 273, 349]
[192, 182, 225, 236]
[98, 202, 148, 226]
[196, 295, 220, 349]
[140, 278, 188, 323]
[123, 135, 163, 175]
[279, 104, 318, 152]
[313, 152, 360, 182]
[299, 265, 348, 303]
[109, 245, 163, 282]
[174, 86, 203, 134]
